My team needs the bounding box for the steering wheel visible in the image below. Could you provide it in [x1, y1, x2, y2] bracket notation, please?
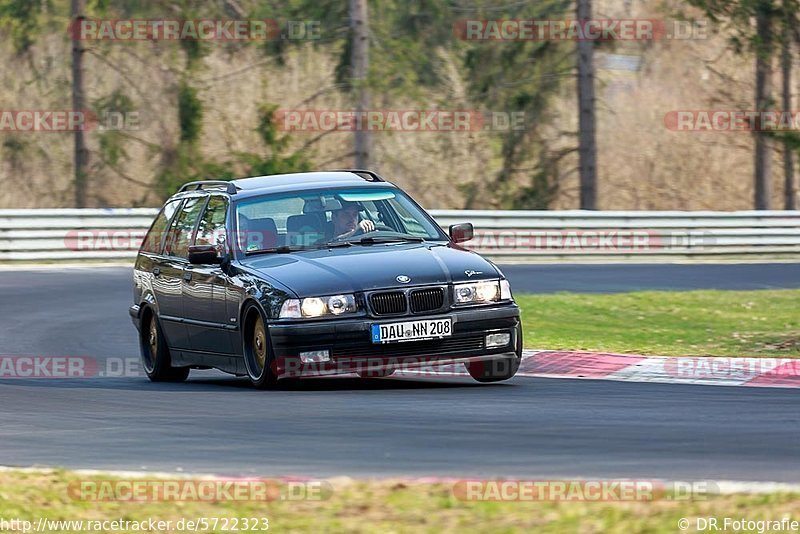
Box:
[351, 224, 367, 237]
[332, 221, 391, 240]
[349, 223, 395, 237]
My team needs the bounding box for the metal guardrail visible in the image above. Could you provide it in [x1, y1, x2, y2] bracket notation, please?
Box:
[0, 208, 799, 262]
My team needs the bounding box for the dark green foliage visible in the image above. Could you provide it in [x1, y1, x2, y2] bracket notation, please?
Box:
[686, 0, 782, 54]
[2, 0, 581, 208]
[463, 1, 573, 208]
[155, 103, 310, 201]
[0, 0, 48, 53]
[177, 82, 203, 144]
[688, 0, 798, 209]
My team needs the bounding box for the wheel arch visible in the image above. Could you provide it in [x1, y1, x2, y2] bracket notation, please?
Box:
[239, 298, 269, 340]
[137, 291, 159, 318]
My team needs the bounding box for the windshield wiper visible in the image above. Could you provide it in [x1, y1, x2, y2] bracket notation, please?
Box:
[246, 241, 352, 256]
[352, 236, 425, 245]
[245, 245, 309, 256]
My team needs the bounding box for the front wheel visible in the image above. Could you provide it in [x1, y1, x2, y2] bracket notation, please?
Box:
[467, 356, 520, 383]
[466, 328, 522, 383]
[243, 306, 279, 389]
[140, 312, 190, 383]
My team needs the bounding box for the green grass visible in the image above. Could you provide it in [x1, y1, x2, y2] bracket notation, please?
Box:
[1, 470, 799, 533]
[517, 289, 800, 357]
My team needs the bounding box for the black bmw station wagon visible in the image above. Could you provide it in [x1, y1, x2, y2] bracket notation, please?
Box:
[130, 170, 522, 388]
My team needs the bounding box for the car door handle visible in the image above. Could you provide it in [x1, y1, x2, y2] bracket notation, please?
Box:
[152, 267, 161, 277]
[183, 271, 192, 281]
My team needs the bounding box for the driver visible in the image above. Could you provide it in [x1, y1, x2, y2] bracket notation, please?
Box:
[329, 200, 375, 239]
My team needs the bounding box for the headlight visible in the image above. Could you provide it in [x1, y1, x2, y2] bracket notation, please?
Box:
[279, 294, 357, 318]
[453, 279, 514, 305]
[454, 280, 502, 305]
[301, 297, 326, 317]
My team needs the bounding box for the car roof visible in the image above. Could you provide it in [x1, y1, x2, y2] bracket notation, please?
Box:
[169, 171, 397, 202]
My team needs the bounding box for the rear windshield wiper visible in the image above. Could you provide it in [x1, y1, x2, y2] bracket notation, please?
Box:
[352, 236, 425, 245]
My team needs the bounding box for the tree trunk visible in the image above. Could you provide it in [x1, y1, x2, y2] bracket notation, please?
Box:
[576, 0, 597, 210]
[782, 3, 796, 210]
[71, 0, 89, 207]
[754, 4, 773, 210]
[350, 0, 370, 169]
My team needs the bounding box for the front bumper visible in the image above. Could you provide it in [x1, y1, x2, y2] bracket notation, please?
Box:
[268, 304, 521, 378]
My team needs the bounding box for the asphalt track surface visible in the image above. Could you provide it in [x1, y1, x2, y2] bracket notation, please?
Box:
[500, 262, 800, 293]
[1, 264, 799, 481]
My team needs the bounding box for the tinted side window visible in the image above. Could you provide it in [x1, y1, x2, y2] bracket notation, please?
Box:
[163, 197, 206, 259]
[140, 200, 181, 254]
[194, 196, 229, 253]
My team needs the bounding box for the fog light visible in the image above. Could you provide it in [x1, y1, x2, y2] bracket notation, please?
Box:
[485, 333, 511, 348]
[299, 350, 331, 363]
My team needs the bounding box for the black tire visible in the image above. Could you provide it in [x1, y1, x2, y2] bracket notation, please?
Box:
[242, 305, 279, 390]
[140, 311, 190, 383]
[466, 327, 522, 383]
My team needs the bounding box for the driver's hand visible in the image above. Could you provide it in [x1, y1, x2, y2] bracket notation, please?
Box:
[358, 220, 375, 233]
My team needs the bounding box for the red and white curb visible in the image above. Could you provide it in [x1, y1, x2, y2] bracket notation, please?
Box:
[400, 350, 800, 389]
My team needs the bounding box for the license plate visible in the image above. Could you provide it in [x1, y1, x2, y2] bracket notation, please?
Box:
[371, 318, 452, 344]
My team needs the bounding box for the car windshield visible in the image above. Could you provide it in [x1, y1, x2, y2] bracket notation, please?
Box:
[235, 188, 447, 255]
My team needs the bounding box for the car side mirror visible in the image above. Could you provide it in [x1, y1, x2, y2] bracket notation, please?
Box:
[449, 222, 474, 244]
[188, 245, 221, 265]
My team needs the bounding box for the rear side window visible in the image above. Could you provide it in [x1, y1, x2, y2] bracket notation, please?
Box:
[140, 200, 181, 254]
[194, 196, 229, 253]
[163, 197, 206, 258]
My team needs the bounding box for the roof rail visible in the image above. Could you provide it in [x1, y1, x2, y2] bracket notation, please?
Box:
[178, 180, 238, 195]
[332, 169, 386, 182]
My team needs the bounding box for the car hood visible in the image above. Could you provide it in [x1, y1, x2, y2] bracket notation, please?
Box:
[240, 242, 501, 297]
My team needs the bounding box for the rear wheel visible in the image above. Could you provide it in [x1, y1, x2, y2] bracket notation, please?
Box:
[140, 311, 190, 382]
[243, 306, 278, 389]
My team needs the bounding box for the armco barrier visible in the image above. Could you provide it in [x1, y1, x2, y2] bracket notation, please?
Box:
[0, 208, 798, 262]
